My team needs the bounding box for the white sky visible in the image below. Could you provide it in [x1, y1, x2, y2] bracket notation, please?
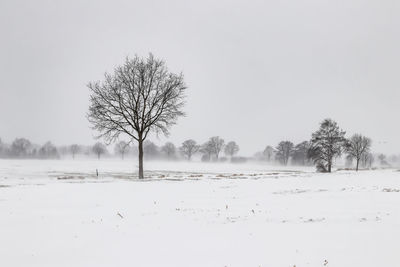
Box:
[0, 0, 399, 155]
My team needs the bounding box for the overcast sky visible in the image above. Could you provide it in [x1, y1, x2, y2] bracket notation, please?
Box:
[0, 0, 399, 155]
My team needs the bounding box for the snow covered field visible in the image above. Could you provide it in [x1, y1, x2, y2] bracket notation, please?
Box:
[0, 160, 399, 267]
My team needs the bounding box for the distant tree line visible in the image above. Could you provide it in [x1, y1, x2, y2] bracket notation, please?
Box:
[0, 138, 60, 159]
[0, 136, 238, 162]
[1, 121, 398, 173]
[0, 138, 110, 160]
[123, 137, 242, 163]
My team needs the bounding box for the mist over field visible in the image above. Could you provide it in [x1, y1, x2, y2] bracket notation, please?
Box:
[1, 0, 400, 266]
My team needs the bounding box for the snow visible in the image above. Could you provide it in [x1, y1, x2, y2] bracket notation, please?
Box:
[0, 159, 399, 267]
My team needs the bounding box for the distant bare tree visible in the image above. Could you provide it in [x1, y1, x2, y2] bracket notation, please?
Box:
[161, 142, 176, 159]
[38, 142, 59, 159]
[208, 136, 225, 160]
[11, 138, 32, 158]
[345, 154, 354, 167]
[70, 144, 80, 159]
[360, 152, 374, 168]
[224, 141, 239, 157]
[114, 141, 130, 160]
[92, 142, 107, 159]
[308, 119, 346, 172]
[345, 134, 372, 171]
[143, 140, 159, 159]
[263, 146, 274, 161]
[276, 141, 294, 165]
[200, 141, 214, 161]
[291, 141, 310, 165]
[180, 139, 199, 160]
[87, 54, 186, 178]
[378, 154, 389, 166]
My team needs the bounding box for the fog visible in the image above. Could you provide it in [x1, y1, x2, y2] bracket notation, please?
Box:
[1, 0, 399, 156]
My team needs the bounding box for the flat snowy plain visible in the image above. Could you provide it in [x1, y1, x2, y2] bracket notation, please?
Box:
[0, 159, 399, 267]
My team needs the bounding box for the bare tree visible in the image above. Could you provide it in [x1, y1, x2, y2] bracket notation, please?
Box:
[360, 152, 374, 168]
[11, 138, 32, 158]
[276, 141, 294, 165]
[308, 119, 346, 172]
[291, 141, 310, 165]
[263, 145, 274, 161]
[114, 141, 130, 160]
[70, 144, 80, 159]
[224, 141, 239, 157]
[92, 142, 107, 159]
[200, 141, 214, 162]
[161, 142, 176, 159]
[345, 154, 354, 168]
[87, 54, 186, 178]
[378, 154, 389, 166]
[208, 136, 225, 160]
[180, 139, 199, 160]
[38, 142, 59, 159]
[345, 134, 372, 171]
[143, 140, 159, 159]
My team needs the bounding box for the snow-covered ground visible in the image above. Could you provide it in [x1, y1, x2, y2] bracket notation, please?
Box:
[0, 159, 399, 267]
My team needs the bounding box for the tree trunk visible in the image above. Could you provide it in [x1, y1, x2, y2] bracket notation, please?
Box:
[356, 158, 359, 171]
[328, 162, 332, 172]
[138, 138, 144, 179]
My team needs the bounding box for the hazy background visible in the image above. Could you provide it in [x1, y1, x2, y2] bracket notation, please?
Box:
[0, 0, 399, 156]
